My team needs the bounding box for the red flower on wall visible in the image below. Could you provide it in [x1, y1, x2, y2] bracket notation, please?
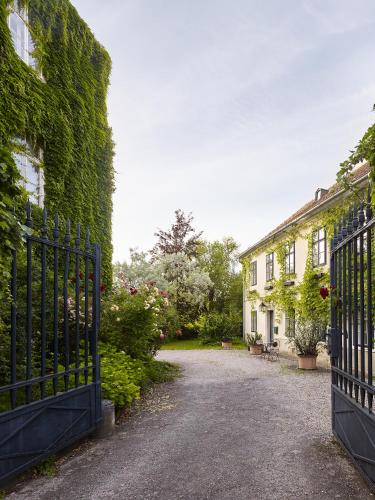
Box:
[320, 287, 329, 299]
[129, 287, 138, 295]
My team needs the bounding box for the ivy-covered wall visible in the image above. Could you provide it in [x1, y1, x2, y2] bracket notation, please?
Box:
[0, 0, 114, 282]
[241, 199, 358, 326]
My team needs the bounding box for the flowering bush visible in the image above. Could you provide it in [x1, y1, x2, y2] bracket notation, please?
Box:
[101, 281, 170, 359]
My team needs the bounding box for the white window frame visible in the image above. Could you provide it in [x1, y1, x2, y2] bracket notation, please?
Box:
[266, 252, 274, 281]
[7, 0, 37, 70]
[250, 261, 257, 286]
[13, 138, 44, 207]
[312, 228, 326, 267]
[251, 310, 257, 333]
[285, 242, 295, 274]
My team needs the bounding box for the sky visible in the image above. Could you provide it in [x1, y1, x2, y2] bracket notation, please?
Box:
[72, 0, 375, 262]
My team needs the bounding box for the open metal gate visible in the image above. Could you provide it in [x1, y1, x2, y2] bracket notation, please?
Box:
[0, 203, 102, 484]
[330, 185, 375, 488]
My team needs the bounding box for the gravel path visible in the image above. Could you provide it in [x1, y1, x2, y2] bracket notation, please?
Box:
[8, 350, 374, 500]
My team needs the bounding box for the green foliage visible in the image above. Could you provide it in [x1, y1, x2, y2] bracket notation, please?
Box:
[161, 338, 246, 350]
[286, 316, 325, 356]
[296, 233, 329, 324]
[100, 343, 145, 407]
[0, 0, 114, 283]
[100, 283, 169, 359]
[143, 359, 180, 384]
[100, 344, 180, 408]
[197, 237, 241, 313]
[337, 122, 375, 192]
[243, 201, 356, 323]
[32, 456, 57, 477]
[246, 332, 262, 346]
[197, 311, 242, 343]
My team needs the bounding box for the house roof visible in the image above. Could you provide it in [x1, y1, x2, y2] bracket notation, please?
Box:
[239, 162, 371, 259]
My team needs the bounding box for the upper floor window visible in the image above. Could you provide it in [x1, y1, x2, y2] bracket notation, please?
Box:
[250, 261, 257, 286]
[285, 242, 295, 274]
[8, 1, 37, 70]
[312, 228, 326, 267]
[13, 138, 44, 207]
[266, 252, 274, 281]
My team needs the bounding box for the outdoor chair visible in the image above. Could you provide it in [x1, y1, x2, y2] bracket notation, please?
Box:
[262, 341, 279, 361]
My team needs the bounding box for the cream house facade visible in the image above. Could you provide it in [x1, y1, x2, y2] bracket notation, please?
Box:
[240, 163, 371, 367]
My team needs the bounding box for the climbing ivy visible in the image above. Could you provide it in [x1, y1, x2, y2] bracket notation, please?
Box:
[241, 197, 358, 324]
[0, 0, 114, 283]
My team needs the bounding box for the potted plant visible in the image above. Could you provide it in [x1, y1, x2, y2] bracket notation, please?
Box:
[287, 317, 325, 369]
[246, 332, 263, 355]
[222, 337, 233, 349]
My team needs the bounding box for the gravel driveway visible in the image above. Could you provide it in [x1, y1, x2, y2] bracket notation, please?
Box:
[8, 350, 374, 499]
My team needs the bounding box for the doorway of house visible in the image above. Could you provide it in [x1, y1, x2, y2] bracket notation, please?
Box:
[268, 310, 274, 343]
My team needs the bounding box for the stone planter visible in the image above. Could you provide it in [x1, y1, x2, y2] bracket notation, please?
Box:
[249, 344, 263, 355]
[222, 340, 232, 349]
[298, 355, 317, 370]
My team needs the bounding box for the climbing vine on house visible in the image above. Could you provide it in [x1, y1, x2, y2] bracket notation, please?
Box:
[242, 199, 358, 324]
[0, 0, 114, 283]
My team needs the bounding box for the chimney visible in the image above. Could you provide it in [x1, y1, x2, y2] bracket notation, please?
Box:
[315, 188, 328, 201]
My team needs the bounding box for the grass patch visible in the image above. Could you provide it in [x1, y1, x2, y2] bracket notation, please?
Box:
[32, 456, 57, 477]
[144, 359, 181, 383]
[160, 338, 247, 350]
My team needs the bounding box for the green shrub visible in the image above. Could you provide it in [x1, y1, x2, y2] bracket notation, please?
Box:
[99, 344, 180, 409]
[198, 311, 242, 344]
[101, 283, 169, 359]
[100, 344, 146, 407]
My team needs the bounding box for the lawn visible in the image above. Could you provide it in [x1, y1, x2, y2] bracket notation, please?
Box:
[160, 338, 247, 350]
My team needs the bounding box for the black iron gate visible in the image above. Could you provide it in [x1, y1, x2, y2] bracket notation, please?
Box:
[0, 203, 102, 484]
[330, 185, 375, 488]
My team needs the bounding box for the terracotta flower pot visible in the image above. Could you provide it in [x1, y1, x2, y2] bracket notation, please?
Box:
[222, 340, 232, 349]
[250, 344, 263, 355]
[298, 355, 317, 370]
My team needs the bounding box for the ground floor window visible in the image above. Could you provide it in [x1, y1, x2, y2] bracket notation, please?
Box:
[251, 310, 257, 332]
[285, 310, 295, 337]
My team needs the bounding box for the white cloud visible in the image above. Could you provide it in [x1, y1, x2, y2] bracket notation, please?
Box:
[72, 0, 375, 260]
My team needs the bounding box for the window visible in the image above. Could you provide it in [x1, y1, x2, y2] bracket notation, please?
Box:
[266, 253, 274, 281]
[285, 242, 295, 274]
[13, 138, 44, 207]
[8, 1, 37, 69]
[251, 311, 257, 332]
[285, 310, 295, 337]
[312, 228, 326, 267]
[250, 261, 257, 286]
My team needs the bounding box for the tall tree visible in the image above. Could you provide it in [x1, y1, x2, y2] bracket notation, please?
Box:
[150, 209, 203, 259]
[197, 237, 241, 313]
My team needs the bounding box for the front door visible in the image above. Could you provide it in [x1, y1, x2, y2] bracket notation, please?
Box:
[268, 310, 274, 343]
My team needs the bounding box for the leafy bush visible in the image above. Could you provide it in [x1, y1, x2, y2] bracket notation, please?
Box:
[246, 332, 263, 346]
[101, 283, 169, 359]
[99, 344, 180, 409]
[197, 311, 242, 344]
[286, 316, 325, 356]
[100, 344, 146, 407]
